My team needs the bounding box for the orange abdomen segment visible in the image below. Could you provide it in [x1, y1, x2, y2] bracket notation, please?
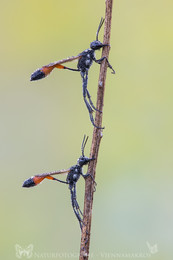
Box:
[33, 176, 45, 185]
[41, 66, 54, 76]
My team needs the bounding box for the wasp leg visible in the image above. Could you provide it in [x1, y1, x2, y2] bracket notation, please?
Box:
[81, 71, 104, 129]
[86, 89, 102, 113]
[81, 71, 94, 113]
[94, 57, 115, 74]
[82, 173, 97, 185]
[69, 184, 83, 230]
[73, 185, 83, 216]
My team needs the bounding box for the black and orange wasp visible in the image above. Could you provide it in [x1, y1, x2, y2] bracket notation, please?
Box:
[30, 18, 115, 129]
[22, 135, 95, 230]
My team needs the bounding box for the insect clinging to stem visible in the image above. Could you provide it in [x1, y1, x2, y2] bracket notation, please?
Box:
[30, 18, 115, 129]
[22, 135, 96, 230]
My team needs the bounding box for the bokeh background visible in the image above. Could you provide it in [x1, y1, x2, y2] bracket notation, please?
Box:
[1, 0, 173, 259]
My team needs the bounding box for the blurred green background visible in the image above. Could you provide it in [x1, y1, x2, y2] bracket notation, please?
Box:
[1, 0, 173, 259]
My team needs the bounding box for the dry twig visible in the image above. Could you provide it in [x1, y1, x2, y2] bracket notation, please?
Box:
[79, 0, 114, 259]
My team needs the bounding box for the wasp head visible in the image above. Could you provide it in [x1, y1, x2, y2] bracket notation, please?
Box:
[90, 40, 109, 50]
[77, 156, 95, 167]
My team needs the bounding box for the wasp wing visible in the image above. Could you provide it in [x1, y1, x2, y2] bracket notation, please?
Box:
[35, 168, 71, 177]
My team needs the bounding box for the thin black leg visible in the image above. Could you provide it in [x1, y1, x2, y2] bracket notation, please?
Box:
[94, 56, 115, 74]
[81, 71, 104, 129]
[81, 71, 94, 114]
[86, 89, 102, 113]
[73, 184, 83, 216]
[69, 184, 83, 229]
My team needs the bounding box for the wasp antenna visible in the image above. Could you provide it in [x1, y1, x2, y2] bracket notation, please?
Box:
[81, 135, 89, 156]
[81, 135, 86, 156]
[96, 17, 105, 41]
[84, 136, 89, 150]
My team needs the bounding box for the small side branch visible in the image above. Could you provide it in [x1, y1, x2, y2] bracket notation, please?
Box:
[79, 0, 114, 259]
